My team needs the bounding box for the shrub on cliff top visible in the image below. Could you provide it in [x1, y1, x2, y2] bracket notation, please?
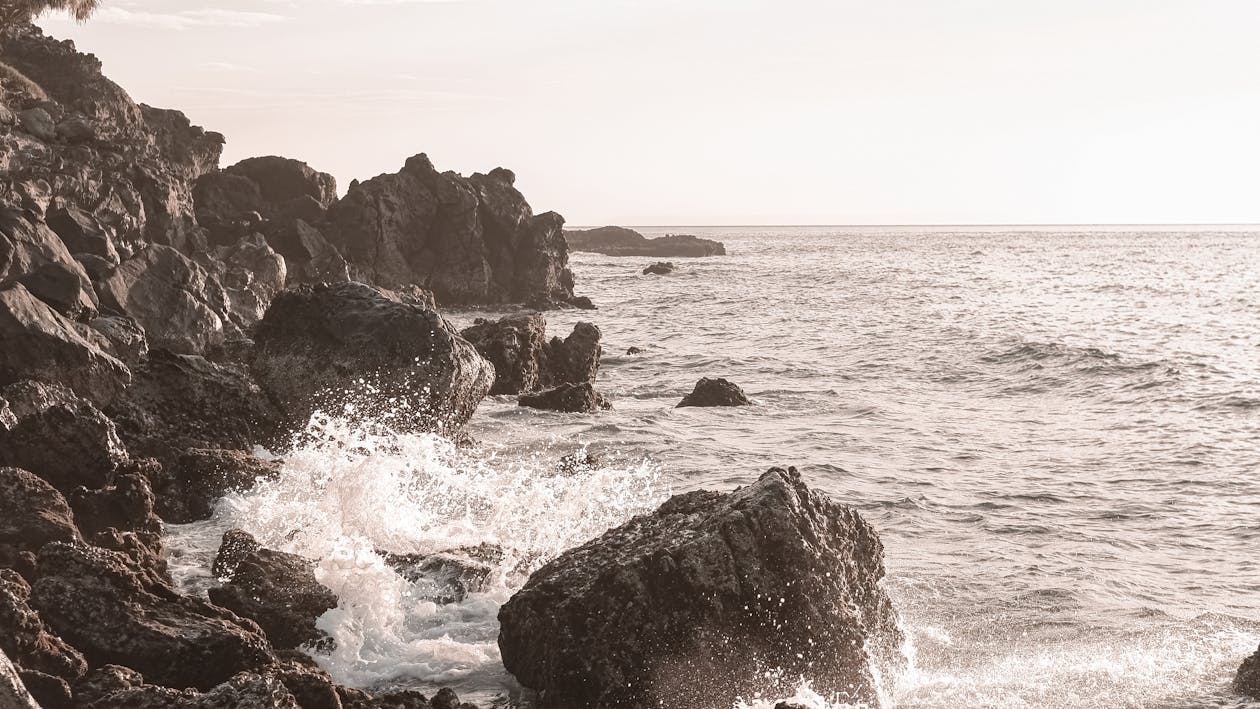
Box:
[0, 61, 46, 102]
[0, 0, 100, 33]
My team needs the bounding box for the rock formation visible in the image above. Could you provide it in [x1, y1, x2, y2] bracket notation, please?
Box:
[565, 226, 726, 257]
[642, 261, 674, 275]
[498, 467, 904, 709]
[459, 314, 603, 396]
[518, 382, 610, 413]
[676, 376, 751, 407]
[1237, 645, 1260, 699]
[251, 282, 493, 434]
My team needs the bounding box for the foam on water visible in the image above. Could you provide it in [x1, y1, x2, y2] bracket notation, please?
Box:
[166, 411, 667, 701]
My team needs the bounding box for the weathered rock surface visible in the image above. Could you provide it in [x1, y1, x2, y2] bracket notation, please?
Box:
[325, 155, 575, 305]
[29, 542, 275, 690]
[106, 349, 284, 464]
[641, 261, 674, 275]
[208, 530, 337, 651]
[0, 569, 87, 683]
[0, 283, 130, 407]
[565, 226, 726, 257]
[67, 472, 162, 549]
[252, 282, 493, 434]
[75, 668, 301, 709]
[459, 315, 602, 396]
[381, 545, 503, 605]
[0, 468, 80, 571]
[676, 376, 751, 407]
[86, 314, 147, 367]
[0, 380, 128, 494]
[160, 449, 281, 524]
[518, 382, 610, 413]
[1236, 645, 1260, 699]
[0, 648, 39, 709]
[498, 467, 904, 708]
[194, 156, 337, 244]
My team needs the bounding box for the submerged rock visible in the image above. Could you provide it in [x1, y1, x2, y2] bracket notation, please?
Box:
[498, 467, 904, 708]
[518, 382, 610, 413]
[676, 376, 751, 407]
[1236, 645, 1260, 698]
[29, 542, 275, 690]
[208, 530, 337, 651]
[251, 282, 493, 435]
[381, 545, 504, 605]
[564, 226, 725, 257]
[641, 261, 674, 275]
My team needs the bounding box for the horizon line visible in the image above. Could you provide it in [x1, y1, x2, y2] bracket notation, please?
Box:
[568, 222, 1260, 229]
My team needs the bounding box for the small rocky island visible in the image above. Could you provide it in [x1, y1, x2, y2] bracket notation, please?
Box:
[564, 225, 726, 257]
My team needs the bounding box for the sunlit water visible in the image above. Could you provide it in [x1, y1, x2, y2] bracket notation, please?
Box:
[169, 226, 1260, 708]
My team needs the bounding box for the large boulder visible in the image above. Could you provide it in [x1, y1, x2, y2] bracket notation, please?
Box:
[0, 380, 128, 494]
[29, 541, 275, 691]
[0, 569, 87, 683]
[96, 244, 235, 355]
[518, 382, 609, 414]
[564, 226, 726, 257]
[498, 467, 904, 709]
[676, 377, 751, 408]
[106, 349, 284, 464]
[194, 156, 336, 236]
[1237, 645, 1260, 699]
[0, 468, 80, 572]
[0, 283, 130, 407]
[251, 282, 493, 434]
[459, 314, 602, 395]
[325, 154, 574, 305]
[207, 530, 338, 651]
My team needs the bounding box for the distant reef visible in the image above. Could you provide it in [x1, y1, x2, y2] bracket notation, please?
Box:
[564, 225, 725, 257]
[1, 23, 585, 313]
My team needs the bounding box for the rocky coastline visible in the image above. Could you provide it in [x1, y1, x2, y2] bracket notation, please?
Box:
[564, 225, 726, 257]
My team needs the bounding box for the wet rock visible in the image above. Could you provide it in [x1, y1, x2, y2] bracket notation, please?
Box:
[1236, 645, 1260, 698]
[0, 284, 130, 406]
[251, 282, 493, 435]
[29, 541, 275, 690]
[161, 448, 281, 523]
[208, 530, 337, 651]
[0, 569, 87, 682]
[381, 545, 503, 604]
[0, 648, 39, 709]
[568, 295, 596, 310]
[271, 653, 342, 709]
[641, 261, 674, 275]
[78, 670, 301, 709]
[676, 376, 751, 407]
[625, 346, 644, 355]
[556, 450, 600, 476]
[87, 315, 148, 367]
[0, 380, 128, 494]
[325, 153, 573, 305]
[518, 382, 610, 413]
[565, 226, 726, 257]
[97, 244, 235, 355]
[106, 349, 284, 465]
[0, 468, 80, 571]
[498, 467, 905, 709]
[460, 314, 602, 395]
[544, 321, 601, 388]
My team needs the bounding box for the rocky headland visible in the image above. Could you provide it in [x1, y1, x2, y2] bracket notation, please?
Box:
[564, 225, 726, 257]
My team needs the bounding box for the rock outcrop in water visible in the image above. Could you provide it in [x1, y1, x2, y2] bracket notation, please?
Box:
[497, 466, 904, 708]
[565, 226, 725, 257]
[251, 282, 494, 434]
[518, 381, 611, 413]
[676, 376, 751, 407]
[1236, 645, 1260, 699]
[459, 313, 604, 398]
[641, 261, 674, 275]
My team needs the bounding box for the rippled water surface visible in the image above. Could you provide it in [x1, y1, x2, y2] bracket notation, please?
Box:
[172, 227, 1260, 708]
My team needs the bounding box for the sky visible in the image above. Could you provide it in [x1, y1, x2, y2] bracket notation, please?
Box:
[37, 0, 1260, 225]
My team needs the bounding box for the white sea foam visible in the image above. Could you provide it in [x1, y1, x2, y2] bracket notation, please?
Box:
[167, 411, 667, 700]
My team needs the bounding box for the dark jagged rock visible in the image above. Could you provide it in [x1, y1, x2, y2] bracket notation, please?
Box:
[29, 541, 275, 691]
[0, 380, 128, 494]
[625, 346, 645, 355]
[518, 382, 610, 413]
[86, 314, 148, 367]
[0, 648, 39, 709]
[106, 349, 284, 465]
[676, 376, 751, 407]
[17, 668, 71, 709]
[567, 295, 596, 310]
[381, 545, 504, 605]
[0, 283, 131, 407]
[208, 530, 337, 651]
[251, 282, 493, 435]
[194, 156, 336, 241]
[198, 233, 287, 326]
[0, 468, 80, 571]
[96, 244, 237, 355]
[0, 208, 95, 307]
[565, 226, 726, 257]
[18, 260, 97, 320]
[76, 669, 301, 708]
[161, 449, 282, 524]
[0, 569, 87, 682]
[498, 467, 904, 709]
[264, 218, 351, 284]
[68, 473, 162, 549]
[459, 314, 602, 396]
[641, 261, 674, 275]
[325, 154, 574, 305]
[1236, 645, 1260, 699]
[46, 206, 119, 266]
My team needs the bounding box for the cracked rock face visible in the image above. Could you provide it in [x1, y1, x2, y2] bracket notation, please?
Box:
[498, 467, 905, 709]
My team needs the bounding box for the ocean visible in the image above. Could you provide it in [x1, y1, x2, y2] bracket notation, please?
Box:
[167, 226, 1260, 708]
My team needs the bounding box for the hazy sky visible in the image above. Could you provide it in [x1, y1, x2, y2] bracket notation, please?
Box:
[39, 1, 1260, 225]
